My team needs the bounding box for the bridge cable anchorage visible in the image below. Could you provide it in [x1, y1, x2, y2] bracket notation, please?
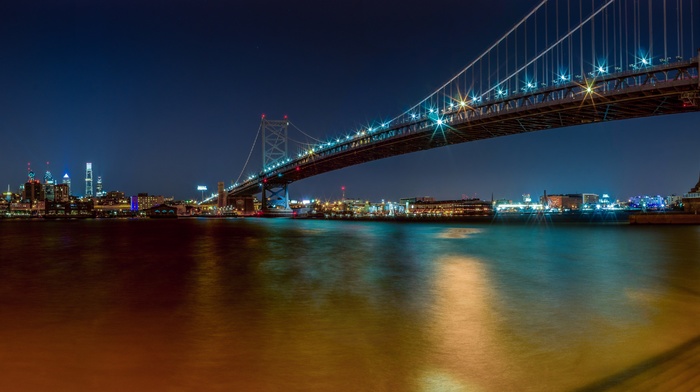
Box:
[233, 121, 262, 186]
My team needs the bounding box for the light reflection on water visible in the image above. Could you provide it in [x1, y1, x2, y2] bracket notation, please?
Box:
[0, 219, 698, 391]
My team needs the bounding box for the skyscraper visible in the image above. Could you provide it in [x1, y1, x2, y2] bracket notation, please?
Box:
[62, 173, 71, 196]
[44, 162, 55, 201]
[85, 163, 93, 197]
[96, 176, 103, 197]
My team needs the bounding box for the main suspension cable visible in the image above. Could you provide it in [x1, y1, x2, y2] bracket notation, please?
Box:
[234, 122, 262, 185]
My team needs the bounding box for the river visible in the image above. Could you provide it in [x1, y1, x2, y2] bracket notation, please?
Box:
[1, 218, 698, 391]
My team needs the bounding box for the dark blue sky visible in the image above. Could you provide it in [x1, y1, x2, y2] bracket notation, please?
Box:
[1, 0, 698, 202]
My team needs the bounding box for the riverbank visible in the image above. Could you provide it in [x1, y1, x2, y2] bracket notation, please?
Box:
[630, 212, 700, 225]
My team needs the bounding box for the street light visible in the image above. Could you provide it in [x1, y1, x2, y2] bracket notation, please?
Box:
[197, 185, 207, 202]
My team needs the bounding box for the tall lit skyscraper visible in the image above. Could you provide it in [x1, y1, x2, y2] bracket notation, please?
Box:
[62, 173, 71, 196]
[85, 162, 93, 197]
[96, 176, 103, 197]
[44, 162, 55, 202]
[44, 168, 54, 185]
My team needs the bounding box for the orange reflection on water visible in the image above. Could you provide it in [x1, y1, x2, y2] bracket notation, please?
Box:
[421, 255, 524, 391]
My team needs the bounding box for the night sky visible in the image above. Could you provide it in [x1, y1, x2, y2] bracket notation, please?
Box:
[1, 0, 698, 202]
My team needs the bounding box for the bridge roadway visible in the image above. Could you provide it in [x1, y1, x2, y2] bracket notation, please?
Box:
[228, 59, 700, 198]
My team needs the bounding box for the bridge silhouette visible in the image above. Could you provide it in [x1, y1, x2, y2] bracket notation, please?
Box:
[205, 0, 699, 210]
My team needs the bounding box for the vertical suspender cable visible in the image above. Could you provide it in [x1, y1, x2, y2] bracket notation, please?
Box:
[580, 0, 584, 77]
[568, 0, 572, 79]
[649, 0, 653, 61]
[664, 0, 668, 61]
[525, 18, 527, 85]
[677, 0, 681, 57]
[624, 0, 628, 68]
[632, 0, 639, 63]
[516, 29, 519, 89]
[592, 0, 596, 73]
[613, 1, 617, 70]
[554, 0, 561, 69]
[691, 0, 694, 58]
[679, 0, 683, 56]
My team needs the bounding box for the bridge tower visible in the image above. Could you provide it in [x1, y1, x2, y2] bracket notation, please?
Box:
[261, 116, 291, 213]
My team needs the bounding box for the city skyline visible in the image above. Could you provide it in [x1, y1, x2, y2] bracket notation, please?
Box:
[1, 0, 699, 201]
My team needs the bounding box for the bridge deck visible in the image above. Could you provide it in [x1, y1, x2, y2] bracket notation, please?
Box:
[228, 61, 699, 197]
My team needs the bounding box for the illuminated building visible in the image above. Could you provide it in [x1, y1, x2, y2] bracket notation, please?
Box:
[54, 184, 70, 202]
[23, 170, 43, 203]
[628, 195, 666, 210]
[85, 162, 93, 197]
[582, 193, 599, 205]
[541, 194, 583, 210]
[44, 169, 54, 185]
[103, 191, 127, 205]
[96, 176, 103, 197]
[682, 173, 700, 213]
[44, 167, 55, 202]
[44, 199, 95, 218]
[62, 173, 71, 196]
[130, 193, 165, 211]
[406, 198, 492, 216]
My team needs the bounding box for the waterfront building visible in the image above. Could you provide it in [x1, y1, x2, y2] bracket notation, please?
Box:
[541, 194, 583, 210]
[628, 195, 666, 210]
[85, 163, 93, 198]
[130, 193, 164, 211]
[406, 198, 492, 217]
[62, 173, 71, 196]
[682, 173, 700, 213]
[226, 195, 256, 215]
[582, 193, 599, 205]
[102, 191, 127, 205]
[44, 199, 95, 218]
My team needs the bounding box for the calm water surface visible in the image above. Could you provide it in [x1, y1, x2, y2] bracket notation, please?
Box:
[0, 218, 699, 391]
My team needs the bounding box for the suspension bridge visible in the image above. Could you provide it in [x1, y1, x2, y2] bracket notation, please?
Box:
[203, 0, 699, 212]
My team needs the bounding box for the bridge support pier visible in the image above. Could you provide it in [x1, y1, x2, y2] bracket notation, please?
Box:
[259, 117, 293, 217]
[261, 182, 292, 216]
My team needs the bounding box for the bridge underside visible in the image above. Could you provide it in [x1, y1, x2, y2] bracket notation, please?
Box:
[230, 65, 699, 197]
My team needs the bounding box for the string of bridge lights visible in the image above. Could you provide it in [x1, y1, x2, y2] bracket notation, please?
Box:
[199, 0, 696, 204]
